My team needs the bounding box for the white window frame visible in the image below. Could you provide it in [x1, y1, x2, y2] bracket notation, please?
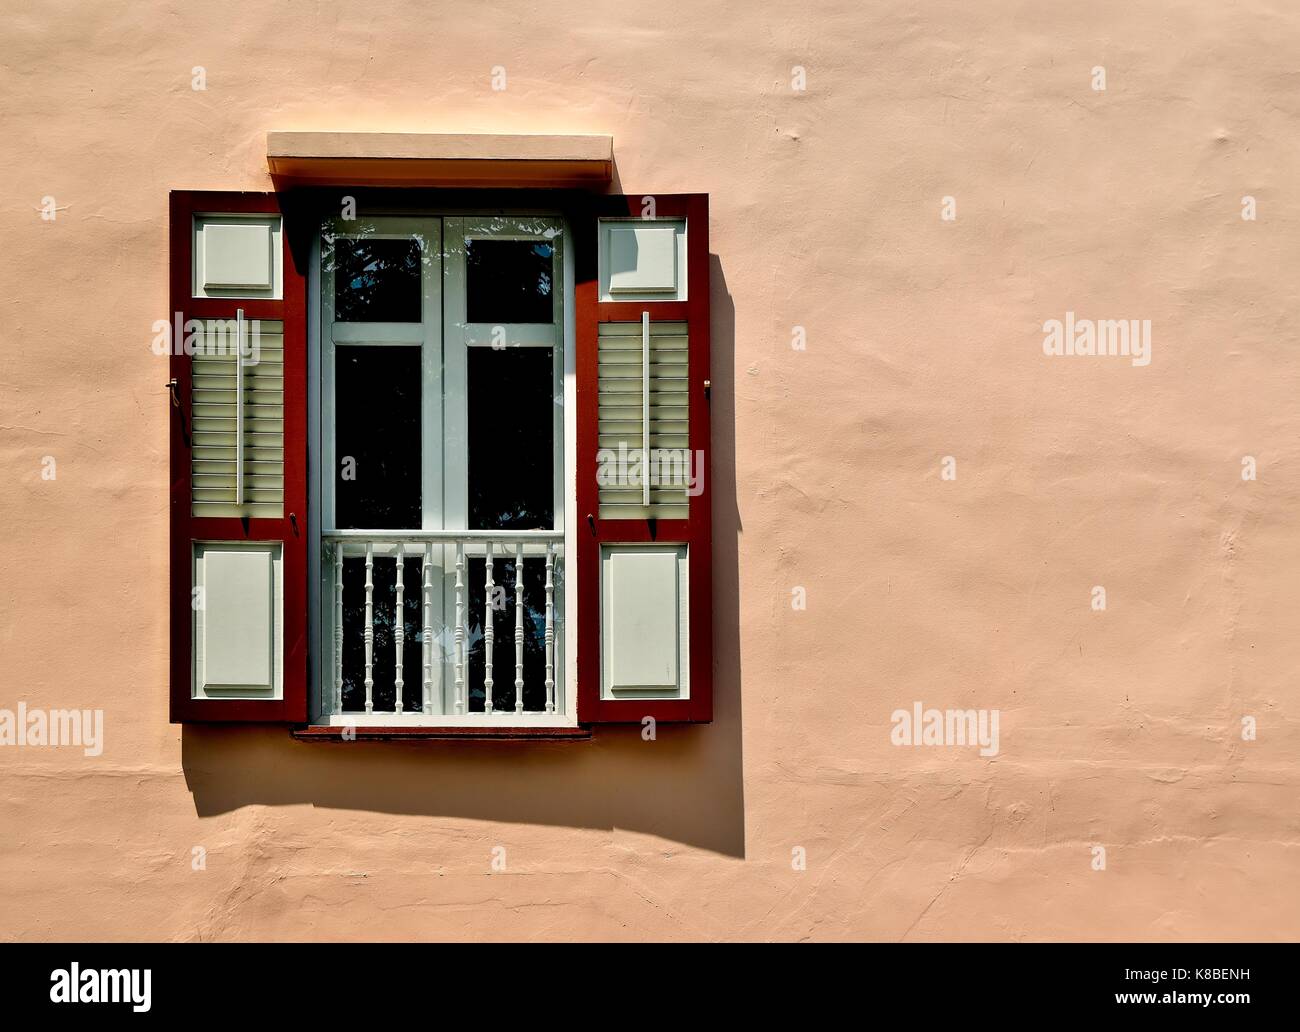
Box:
[307, 210, 577, 726]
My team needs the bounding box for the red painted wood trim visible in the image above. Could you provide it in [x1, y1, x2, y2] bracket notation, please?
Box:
[595, 300, 690, 321]
[684, 193, 713, 724]
[576, 194, 713, 724]
[169, 191, 308, 723]
[185, 298, 284, 320]
[291, 726, 593, 741]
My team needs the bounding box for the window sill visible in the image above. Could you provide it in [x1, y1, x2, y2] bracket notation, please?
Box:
[292, 725, 592, 742]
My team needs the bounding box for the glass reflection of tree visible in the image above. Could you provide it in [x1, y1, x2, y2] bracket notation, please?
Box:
[322, 221, 431, 323]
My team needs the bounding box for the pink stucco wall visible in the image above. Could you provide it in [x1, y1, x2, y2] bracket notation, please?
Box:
[1, 0, 1298, 940]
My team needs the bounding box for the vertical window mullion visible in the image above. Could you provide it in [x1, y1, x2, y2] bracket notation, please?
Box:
[421, 217, 444, 532]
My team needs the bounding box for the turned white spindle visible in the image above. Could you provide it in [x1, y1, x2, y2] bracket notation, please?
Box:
[544, 544, 555, 713]
[333, 542, 344, 715]
[421, 544, 433, 715]
[363, 542, 374, 712]
[514, 543, 525, 713]
[454, 542, 465, 714]
[393, 544, 405, 714]
[483, 542, 495, 715]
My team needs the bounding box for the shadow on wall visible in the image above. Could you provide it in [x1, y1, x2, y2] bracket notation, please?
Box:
[182, 254, 745, 858]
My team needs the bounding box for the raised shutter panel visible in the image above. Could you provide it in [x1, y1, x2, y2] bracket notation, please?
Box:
[577, 195, 712, 724]
[170, 191, 307, 723]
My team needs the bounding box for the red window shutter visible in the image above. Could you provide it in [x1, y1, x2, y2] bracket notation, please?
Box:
[576, 194, 712, 724]
[169, 191, 307, 722]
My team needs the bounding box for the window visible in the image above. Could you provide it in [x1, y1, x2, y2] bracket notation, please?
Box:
[318, 215, 569, 725]
[168, 188, 712, 733]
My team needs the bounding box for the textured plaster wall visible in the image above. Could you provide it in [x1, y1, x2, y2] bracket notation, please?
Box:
[1, 0, 1298, 941]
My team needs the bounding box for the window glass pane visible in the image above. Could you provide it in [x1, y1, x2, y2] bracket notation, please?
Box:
[332, 237, 422, 322]
[465, 239, 554, 324]
[468, 347, 554, 529]
[335, 345, 421, 529]
[341, 556, 365, 712]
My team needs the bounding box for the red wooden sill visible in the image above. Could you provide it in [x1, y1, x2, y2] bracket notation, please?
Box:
[292, 725, 593, 742]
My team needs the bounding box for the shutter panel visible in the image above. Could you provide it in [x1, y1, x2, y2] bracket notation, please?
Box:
[577, 195, 712, 723]
[597, 320, 691, 519]
[169, 191, 307, 722]
[191, 318, 285, 518]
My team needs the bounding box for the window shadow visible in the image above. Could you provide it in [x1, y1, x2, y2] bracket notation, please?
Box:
[182, 253, 745, 857]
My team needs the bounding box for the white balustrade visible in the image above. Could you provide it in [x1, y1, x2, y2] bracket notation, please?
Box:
[454, 542, 465, 715]
[393, 544, 405, 714]
[363, 542, 374, 713]
[322, 531, 563, 724]
[544, 543, 555, 713]
[421, 545, 434, 715]
[514, 542, 525, 713]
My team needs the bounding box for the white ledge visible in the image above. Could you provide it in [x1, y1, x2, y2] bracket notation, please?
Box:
[266, 131, 613, 187]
